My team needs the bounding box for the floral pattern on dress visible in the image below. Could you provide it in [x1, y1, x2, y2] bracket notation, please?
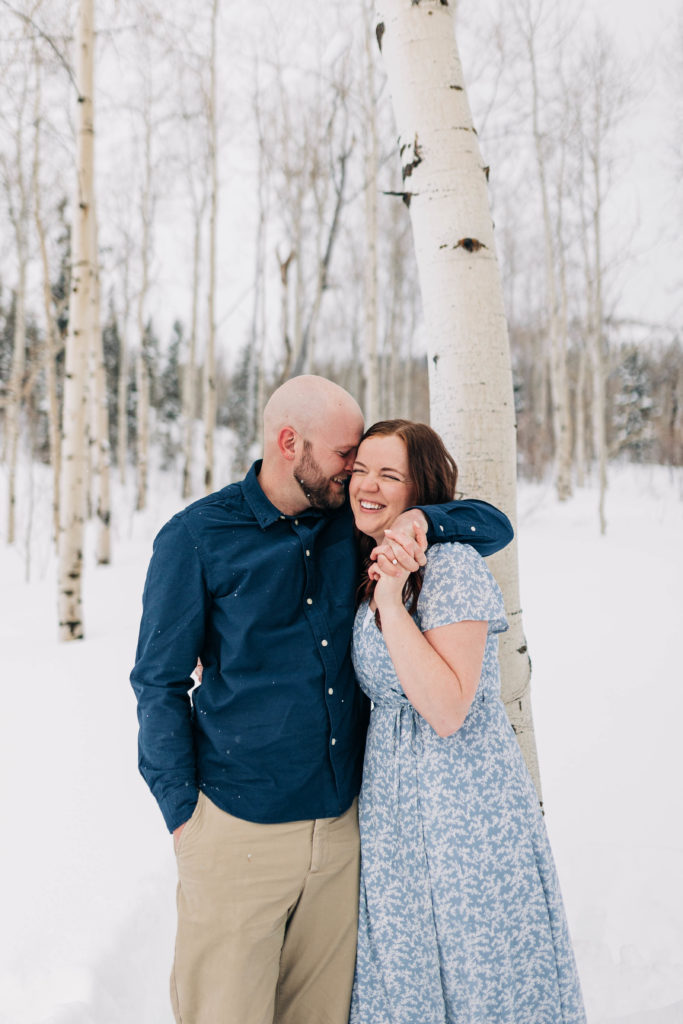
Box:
[349, 543, 586, 1024]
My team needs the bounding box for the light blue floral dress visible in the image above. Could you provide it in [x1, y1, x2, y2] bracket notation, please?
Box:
[349, 543, 586, 1024]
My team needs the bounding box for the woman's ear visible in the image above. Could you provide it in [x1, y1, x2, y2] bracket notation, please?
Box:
[278, 426, 298, 461]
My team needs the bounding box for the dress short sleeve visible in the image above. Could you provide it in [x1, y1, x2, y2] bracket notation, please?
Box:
[416, 543, 508, 635]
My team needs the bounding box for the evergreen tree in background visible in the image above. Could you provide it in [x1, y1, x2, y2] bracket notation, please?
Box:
[610, 346, 655, 462]
[157, 320, 184, 468]
[102, 300, 122, 457]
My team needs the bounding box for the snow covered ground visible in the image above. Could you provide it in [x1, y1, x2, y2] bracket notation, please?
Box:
[1, 463, 682, 1024]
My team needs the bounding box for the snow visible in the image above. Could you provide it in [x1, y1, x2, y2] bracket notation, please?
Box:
[1, 463, 682, 1024]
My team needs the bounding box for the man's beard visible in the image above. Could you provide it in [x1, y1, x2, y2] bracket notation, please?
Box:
[293, 442, 347, 511]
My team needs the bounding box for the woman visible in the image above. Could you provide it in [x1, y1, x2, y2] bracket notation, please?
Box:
[348, 420, 586, 1024]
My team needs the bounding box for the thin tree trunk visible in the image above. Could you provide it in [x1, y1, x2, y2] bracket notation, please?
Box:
[377, 0, 542, 799]
[4, 88, 30, 546]
[574, 342, 587, 487]
[577, 118, 608, 533]
[58, 0, 96, 641]
[182, 212, 202, 499]
[33, 64, 61, 542]
[203, 0, 219, 493]
[277, 249, 295, 383]
[117, 251, 131, 485]
[248, 73, 267, 451]
[90, 213, 111, 564]
[363, 4, 380, 424]
[135, 96, 153, 513]
[591, 153, 607, 534]
[524, 9, 572, 501]
[6, 234, 27, 547]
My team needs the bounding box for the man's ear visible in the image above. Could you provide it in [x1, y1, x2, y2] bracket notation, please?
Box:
[278, 426, 298, 461]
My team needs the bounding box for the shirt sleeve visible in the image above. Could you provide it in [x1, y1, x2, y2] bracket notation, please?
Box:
[129, 515, 208, 832]
[416, 543, 508, 635]
[414, 498, 514, 556]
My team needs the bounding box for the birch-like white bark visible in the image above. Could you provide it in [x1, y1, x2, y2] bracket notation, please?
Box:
[135, 92, 153, 513]
[89, 213, 111, 564]
[116, 252, 131, 485]
[363, 4, 380, 424]
[203, 0, 219, 494]
[4, 73, 30, 546]
[33, 62, 61, 543]
[58, 0, 95, 641]
[248, 69, 268, 452]
[574, 342, 587, 488]
[525, 8, 572, 502]
[377, 0, 542, 798]
[5, 212, 27, 547]
[590, 152, 608, 535]
[181, 213, 201, 499]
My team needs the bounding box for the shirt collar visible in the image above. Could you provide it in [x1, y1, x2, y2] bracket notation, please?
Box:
[241, 461, 284, 529]
[242, 460, 347, 530]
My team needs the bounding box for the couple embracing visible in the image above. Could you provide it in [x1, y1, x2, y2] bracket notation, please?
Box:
[131, 375, 586, 1024]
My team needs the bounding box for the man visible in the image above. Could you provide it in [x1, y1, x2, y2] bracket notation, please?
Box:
[131, 375, 513, 1024]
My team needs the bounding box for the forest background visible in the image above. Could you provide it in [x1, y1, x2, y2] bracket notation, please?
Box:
[0, 0, 682, 1020]
[1, 0, 681, 577]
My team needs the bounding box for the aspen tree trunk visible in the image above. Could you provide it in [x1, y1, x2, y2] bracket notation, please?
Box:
[33, 62, 61, 543]
[277, 249, 294, 382]
[181, 213, 201, 499]
[577, 104, 607, 534]
[525, 12, 572, 501]
[589, 163, 607, 535]
[377, 0, 542, 798]
[292, 229, 305, 372]
[363, 3, 380, 424]
[203, 0, 219, 494]
[135, 98, 153, 512]
[6, 221, 27, 547]
[117, 255, 131, 485]
[248, 70, 268, 451]
[58, 0, 95, 641]
[585, 52, 611, 536]
[4, 71, 31, 546]
[89, 214, 111, 564]
[574, 343, 587, 488]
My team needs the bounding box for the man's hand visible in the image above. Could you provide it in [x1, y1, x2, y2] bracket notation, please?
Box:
[370, 511, 428, 578]
[173, 822, 187, 847]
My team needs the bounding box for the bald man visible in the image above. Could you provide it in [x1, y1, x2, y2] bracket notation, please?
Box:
[130, 375, 513, 1024]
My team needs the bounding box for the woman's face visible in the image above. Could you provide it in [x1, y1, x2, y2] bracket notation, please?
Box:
[349, 434, 417, 542]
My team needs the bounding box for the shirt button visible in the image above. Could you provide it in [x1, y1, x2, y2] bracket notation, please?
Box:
[321, 639, 328, 647]
[470, 525, 476, 532]
[294, 519, 299, 525]
[331, 738, 336, 746]
[439, 524, 444, 532]
[306, 598, 313, 605]
[305, 549, 310, 556]
[280, 515, 285, 519]
[328, 688, 334, 695]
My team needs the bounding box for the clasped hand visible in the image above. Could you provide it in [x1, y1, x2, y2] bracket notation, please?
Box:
[369, 512, 428, 608]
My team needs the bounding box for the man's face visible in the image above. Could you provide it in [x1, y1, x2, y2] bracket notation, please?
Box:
[293, 431, 360, 511]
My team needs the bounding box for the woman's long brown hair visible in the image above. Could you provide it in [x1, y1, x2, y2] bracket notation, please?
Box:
[355, 420, 458, 626]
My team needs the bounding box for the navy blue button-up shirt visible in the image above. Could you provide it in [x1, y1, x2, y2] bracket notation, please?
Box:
[131, 462, 513, 833]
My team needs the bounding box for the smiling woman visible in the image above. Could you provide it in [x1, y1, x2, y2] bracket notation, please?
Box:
[346, 418, 587, 1024]
[350, 434, 417, 543]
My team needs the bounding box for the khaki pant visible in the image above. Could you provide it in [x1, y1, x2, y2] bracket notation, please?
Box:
[171, 793, 360, 1024]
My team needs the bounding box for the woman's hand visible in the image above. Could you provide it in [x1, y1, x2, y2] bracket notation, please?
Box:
[370, 519, 428, 575]
[369, 557, 410, 612]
